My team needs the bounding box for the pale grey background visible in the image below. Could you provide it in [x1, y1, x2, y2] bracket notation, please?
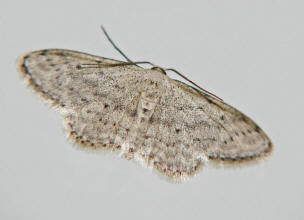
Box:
[1, 0, 303, 219]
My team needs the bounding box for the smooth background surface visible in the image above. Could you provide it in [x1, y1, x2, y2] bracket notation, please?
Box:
[1, 0, 303, 219]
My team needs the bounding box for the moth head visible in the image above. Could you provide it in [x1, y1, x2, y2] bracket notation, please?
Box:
[150, 66, 167, 75]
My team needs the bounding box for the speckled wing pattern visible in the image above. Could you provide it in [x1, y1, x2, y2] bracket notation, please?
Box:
[18, 49, 273, 180]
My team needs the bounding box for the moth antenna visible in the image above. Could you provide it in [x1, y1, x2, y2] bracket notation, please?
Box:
[81, 61, 223, 101]
[165, 68, 224, 101]
[81, 61, 154, 68]
[100, 25, 134, 63]
[96, 28, 223, 101]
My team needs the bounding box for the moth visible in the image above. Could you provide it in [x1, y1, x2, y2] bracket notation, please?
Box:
[18, 27, 273, 181]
